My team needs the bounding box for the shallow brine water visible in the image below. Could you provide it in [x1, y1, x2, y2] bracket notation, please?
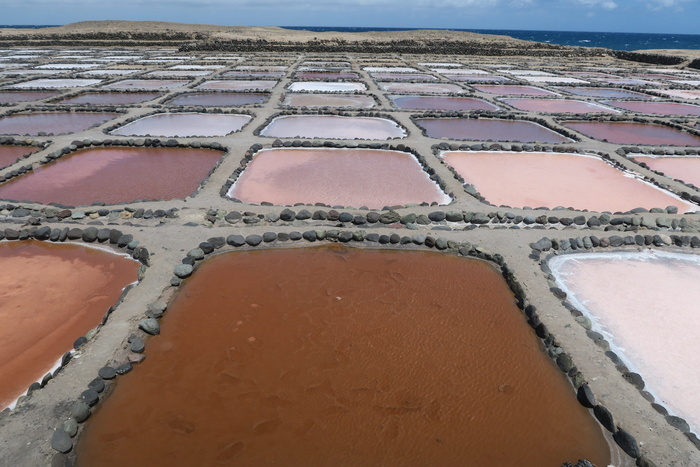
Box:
[0, 240, 138, 410]
[102, 79, 188, 90]
[0, 112, 120, 136]
[442, 151, 695, 212]
[555, 87, 651, 99]
[55, 92, 162, 105]
[165, 92, 268, 106]
[195, 80, 277, 91]
[76, 246, 611, 467]
[0, 145, 36, 168]
[473, 85, 559, 96]
[0, 90, 60, 103]
[287, 82, 366, 92]
[550, 250, 700, 433]
[282, 93, 375, 108]
[0, 147, 223, 205]
[229, 148, 449, 208]
[633, 155, 700, 188]
[501, 98, 618, 114]
[109, 113, 251, 137]
[389, 95, 498, 111]
[601, 101, 700, 116]
[563, 121, 700, 146]
[377, 82, 465, 94]
[260, 115, 406, 140]
[414, 118, 571, 144]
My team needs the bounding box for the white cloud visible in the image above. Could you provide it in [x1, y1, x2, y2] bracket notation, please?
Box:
[575, 0, 618, 10]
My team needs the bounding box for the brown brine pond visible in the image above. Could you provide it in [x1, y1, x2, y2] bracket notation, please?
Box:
[260, 115, 406, 140]
[76, 246, 611, 466]
[0, 112, 120, 136]
[228, 148, 450, 208]
[0, 147, 224, 206]
[0, 240, 138, 410]
[562, 121, 700, 146]
[414, 117, 571, 143]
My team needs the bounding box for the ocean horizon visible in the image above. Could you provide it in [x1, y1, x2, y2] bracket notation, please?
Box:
[1, 25, 700, 51]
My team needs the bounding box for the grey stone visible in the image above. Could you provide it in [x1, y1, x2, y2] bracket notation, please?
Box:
[224, 211, 242, 224]
[613, 429, 641, 458]
[428, 211, 446, 222]
[379, 211, 400, 224]
[226, 234, 246, 247]
[88, 378, 105, 393]
[280, 208, 296, 221]
[97, 366, 116, 380]
[138, 318, 160, 335]
[262, 232, 277, 242]
[445, 211, 463, 222]
[62, 419, 78, 437]
[245, 234, 263, 246]
[594, 405, 615, 432]
[186, 248, 204, 260]
[130, 337, 145, 353]
[51, 429, 72, 453]
[71, 401, 90, 422]
[576, 383, 596, 408]
[80, 389, 99, 407]
[174, 264, 193, 278]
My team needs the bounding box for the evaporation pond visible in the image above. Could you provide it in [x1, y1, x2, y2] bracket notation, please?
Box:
[76, 246, 611, 467]
[0, 112, 120, 136]
[196, 80, 277, 91]
[55, 92, 162, 105]
[260, 115, 405, 140]
[473, 85, 559, 96]
[102, 79, 188, 90]
[563, 121, 700, 146]
[0, 145, 35, 168]
[229, 148, 449, 208]
[378, 82, 465, 94]
[0, 147, 223, 205]
[389, 95, 497, 111]
[288, 82, 366, 92]
[0, 90, 60, 103]
[0, 240, 138, 409]
[556, 87, 650, 99]
[282, 94, 375, 108]
[502, 99, 617, 114]
[442, 151, 695, 212]
[550, 250, 700, 432]
[414, 118, 571, 144]
[601, 101, 700, 116]
[634, 155, 700, 188]
[166, 92, 268, 106]
[110, 113, 251, 137]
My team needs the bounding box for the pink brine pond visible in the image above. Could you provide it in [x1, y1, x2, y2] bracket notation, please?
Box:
[441, 151, 695, 212]
[473, 85, 559, 96]
[229, 148, 449, 208]
[601, 101, 700, 116]
[282, 93, 375, 108]
[0, 112, 120, 136]
[0, 147, 224, 206]
[563, 121, 700, 146]
[110, 113, 251, 137]
[0, 145, 35, 168]
[633, 155, 700, 188]
[414, 118, 571, 144]
[378, 82, 465, 94]
[260, 115, 406, 140]
[550, 250, 700, 432]
[196, 80, 277, 91]
[166, 92, 268, 106]
[389, 95, 498, 111]
[502, 98, 618, 114]
[55, 92, 162, 105]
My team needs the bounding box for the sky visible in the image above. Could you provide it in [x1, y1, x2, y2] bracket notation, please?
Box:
[2, 0, 699, 34]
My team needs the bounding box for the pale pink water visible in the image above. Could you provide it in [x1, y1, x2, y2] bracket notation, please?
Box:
[0, 147, 223, 205]
[260, 115, 406, 140]
[55, 92, 162, 105]
[166, 92, 268, 106]
[389, 95, 498, 111]
[502, 99, 618, 114]
[102, 79, 189, 90]
[378, 82, 465, 94]
[196, 80, 277, 91]
[293, 72, 359, 79]
[229, 148, 449, 207]
[282, 94, 375, 108]
[0, 91, 60, 103]
[442, 151, 696, 212]
[473, 85, 559, 96]
[109, 113, 251, 137]
[222, 71, 285, 78]
[556, 87, 651, 99]
[446, 75, 510, 82]
[0, 112, 120, 136]
[634, 156, 700, 187]
[0, 146, 35, 168]
[414, 118, 571, 144]
[550, 251, 700, 432]
[601, 101, 700, 116]
[370, 73, 437, 81]
[563, 121, 700, 146]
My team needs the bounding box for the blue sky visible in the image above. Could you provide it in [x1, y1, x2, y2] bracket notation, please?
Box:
[2, 0, 698, 34]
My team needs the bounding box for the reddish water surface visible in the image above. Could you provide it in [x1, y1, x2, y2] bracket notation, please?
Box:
[473, 85, 559, 96]
[602, 101, 700, 116]
[446, 75, 510, 82]
[0, 145, 35, 168]
[76, 246, 611, 467]
[635, 156, 700, 187]
[102, 79, 188, 90]
[370, 73, 437, 81]
[414, 118, 571, 143]
[563, 121, 700, 146]
[166, 92, 268, 106]
[293, 72, 359, 79]
[229, 148, 449, 207]
[0, 90, 60, 103]
[110, 113, 251, 137]
[0, 240, 138, 409]
[556, 87, 651, 99]
[389, 95, 498, 111]
[196, 80, 277, 91]
[0, 112, 120, 136]
[502, 98, 618, 114]
[0, 147, 223, 205]
[223, 71, 285, 78]
[260, 115, 406, 140]
[550, 250, 700, 432]
[55, 92, 162, 105]
[442, 151, 695, 212]
[282, 94, 375, 108]
[378, 82, 465, 94]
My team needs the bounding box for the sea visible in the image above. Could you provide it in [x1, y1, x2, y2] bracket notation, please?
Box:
[282, 27, 700, 51]
[1, 25, 700, 51]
